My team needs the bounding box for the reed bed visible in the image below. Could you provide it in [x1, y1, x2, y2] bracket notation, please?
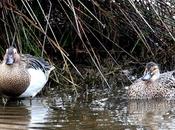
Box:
[0, 0, 174, 95]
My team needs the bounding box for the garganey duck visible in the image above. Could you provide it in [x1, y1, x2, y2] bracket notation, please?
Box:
[0, 46, 54, 98]
[128, 62, 175, 99]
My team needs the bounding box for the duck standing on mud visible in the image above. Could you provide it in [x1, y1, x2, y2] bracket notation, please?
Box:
[128, 62, 175, 99]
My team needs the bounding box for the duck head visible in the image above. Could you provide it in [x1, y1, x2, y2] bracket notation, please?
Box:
[142, 62, 160, 82]
[3, 46, 20, 65]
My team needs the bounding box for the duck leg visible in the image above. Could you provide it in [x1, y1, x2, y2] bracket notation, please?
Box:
[2, 97, 8, 107]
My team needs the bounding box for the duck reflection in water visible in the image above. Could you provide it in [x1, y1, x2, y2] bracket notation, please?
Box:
[127, 99, 175, 130]
[0, 99, 49, 129]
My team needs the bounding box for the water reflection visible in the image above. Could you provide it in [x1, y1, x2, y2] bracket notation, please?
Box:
[0, 105, 29, 129]
[127, 100, 175, 130]
[0, 97, 175, 129]
[0, 99, 49, 130]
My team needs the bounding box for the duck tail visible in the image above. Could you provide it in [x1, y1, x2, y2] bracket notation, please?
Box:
[49, 65, 55, 73]
[45, 65, 55, 80]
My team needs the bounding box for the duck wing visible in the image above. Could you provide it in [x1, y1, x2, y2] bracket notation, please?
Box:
[20, 54, 53, 73]
[158, 71, 175, 88]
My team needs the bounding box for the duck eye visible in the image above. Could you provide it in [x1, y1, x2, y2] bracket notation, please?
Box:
[150, 72, 154, 76]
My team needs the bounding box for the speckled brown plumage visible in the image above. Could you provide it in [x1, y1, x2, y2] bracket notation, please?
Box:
[128, 62, 175, 99]
[0, 46, 54, 98]
[0, 63, 30, 97]
[128, 77, 174, 99]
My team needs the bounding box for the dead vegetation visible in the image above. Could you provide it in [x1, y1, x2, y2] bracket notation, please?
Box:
[0, 0, 174, 95]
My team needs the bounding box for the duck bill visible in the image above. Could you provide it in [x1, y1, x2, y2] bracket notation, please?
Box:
[142, 72, 151, 81]
[5, 54, 14, 65]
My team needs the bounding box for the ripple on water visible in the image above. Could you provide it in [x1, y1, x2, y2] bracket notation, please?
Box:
[0, 97, 175, 130]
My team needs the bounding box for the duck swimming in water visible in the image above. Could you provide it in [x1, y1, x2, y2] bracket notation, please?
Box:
[128, 62, 175, 99]
[0, 46, 54, 98]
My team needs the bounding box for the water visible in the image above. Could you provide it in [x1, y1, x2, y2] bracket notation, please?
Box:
[0, 96, 175, 129]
